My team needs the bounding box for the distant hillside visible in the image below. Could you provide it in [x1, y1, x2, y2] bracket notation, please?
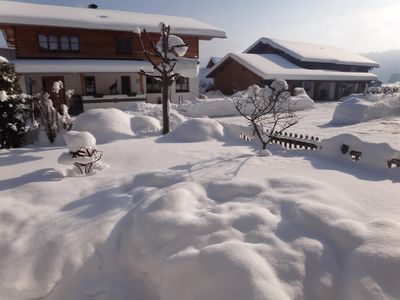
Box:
[362, 49, 400, 82]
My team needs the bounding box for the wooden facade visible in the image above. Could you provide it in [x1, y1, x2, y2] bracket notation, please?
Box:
[212, 57, 263, 95]
[211, 58, 368, 99]
[8, 25, 199, 60]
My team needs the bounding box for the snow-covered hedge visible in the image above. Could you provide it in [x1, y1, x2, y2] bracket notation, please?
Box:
[177, 87, 314, 118]
[331, 93, 400, 125]
[164, 118, 225, 142]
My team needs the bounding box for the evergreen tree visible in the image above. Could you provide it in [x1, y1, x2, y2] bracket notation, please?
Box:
[0, 57, 26, 149]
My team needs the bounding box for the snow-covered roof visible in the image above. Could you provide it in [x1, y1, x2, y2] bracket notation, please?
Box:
[11, 59, 154, 74]
[206, 57, 222, 68]
[0, 1, 226, 39]
[245, 38, 379, 67]
[210, 57, 222, 64]
[207, 53, 378, 81]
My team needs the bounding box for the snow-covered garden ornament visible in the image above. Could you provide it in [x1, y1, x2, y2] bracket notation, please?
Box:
[58, 131, 105, 176]
[136, 23, 199, 134]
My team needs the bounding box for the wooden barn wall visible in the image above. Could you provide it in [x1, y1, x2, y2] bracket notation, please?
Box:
[212, 58, 263, 95]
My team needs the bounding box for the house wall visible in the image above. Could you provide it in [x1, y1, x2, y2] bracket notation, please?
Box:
[212, 57, 263, 95]
[145, 77, 199, 104]
[12, 25, 199, 60]
[21, 72, 198, 108]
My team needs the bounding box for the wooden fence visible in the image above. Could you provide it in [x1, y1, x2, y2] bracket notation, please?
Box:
[240, 130, 321, 150]
[240, 132, 400, 169]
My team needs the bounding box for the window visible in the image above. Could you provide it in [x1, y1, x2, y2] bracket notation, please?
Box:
[37, 34, 79, 52]
[84, 76, 96, 96]
[49, 35, 58, 50]
[176, 77, 189, 93]
[146, 77, 162, 93]
[115, 37, 133, 54]
[60, 36, 70, 50]
[70, 36, 79, 51]
[38, 34, 48, 49]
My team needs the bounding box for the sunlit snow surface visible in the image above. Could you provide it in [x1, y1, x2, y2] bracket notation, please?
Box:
[0, 103, 399, 300]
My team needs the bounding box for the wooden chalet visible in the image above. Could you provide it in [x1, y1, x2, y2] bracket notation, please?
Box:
[0, 1, 226, 111]
[207, 38, 379, 100]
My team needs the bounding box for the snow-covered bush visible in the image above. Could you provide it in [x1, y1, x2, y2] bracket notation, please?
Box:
[73, 108, 133, 143]
[0, 58, 27, 149]
[165, 118, 225, 142]
[33, 89, 73, 143]
[58, 130, 105, 175]
[233, 80, 299, 150]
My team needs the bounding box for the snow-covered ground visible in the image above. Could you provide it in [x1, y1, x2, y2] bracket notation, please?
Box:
[217, 101, 400, 149]
[0, 103, 400, 300]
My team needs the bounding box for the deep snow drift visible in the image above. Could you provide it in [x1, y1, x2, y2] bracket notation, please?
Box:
[177, 86, 314, 118]
[1, 103, 400, 300]
[331, 93, 400, 125]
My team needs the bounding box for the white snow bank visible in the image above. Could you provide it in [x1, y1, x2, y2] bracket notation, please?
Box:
[73, 108, 134, 143]
[331, 93, 400, 125]
[178, 86, 314, 118]
[164, 118, 225, 142]
[177, 97, 238, 118]
[0, 56, 9, 63]
[127, 102, 186, 131]
[291, 87, 315, 110]
[131, 116, 161, 135]
[24, 170, 400, 300]
[321, 133, 400, 169]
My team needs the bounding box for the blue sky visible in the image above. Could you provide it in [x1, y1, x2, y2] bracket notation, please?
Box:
[2, 0, 400, 65]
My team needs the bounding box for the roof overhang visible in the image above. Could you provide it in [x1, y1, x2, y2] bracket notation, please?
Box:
[245, 37, 380, 68]
[207, 53, 378, 82]
[11, 59, 154, 74]
[0, 1, 227, 40]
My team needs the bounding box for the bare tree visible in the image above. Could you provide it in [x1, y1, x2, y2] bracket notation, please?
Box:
[136, 23, 198, 134]
[233, 80, 299, 150]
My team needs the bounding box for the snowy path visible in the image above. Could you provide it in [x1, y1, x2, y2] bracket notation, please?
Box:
[1, 134, 399, 299]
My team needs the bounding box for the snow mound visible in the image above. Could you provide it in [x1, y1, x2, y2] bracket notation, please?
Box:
[131, 116, 161, 135]
[177, 97, 238, 118]
[164, 118, 225, 142]
[291, 87, 315, 110]
[178, 87, 313, 118]
[0, 56, 9, 63]
[73, 108, 133, 143]
[62, 130, 96, 152]
[321, 133, 400, 169]
[127, 102, 186, 130]
[331, 94, 400, 125]
[29, 171, 400, 300]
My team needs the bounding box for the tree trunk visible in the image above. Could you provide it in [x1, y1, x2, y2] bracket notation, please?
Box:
[162, 74, 170, 134]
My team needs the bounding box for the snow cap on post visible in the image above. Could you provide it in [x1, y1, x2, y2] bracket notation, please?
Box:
[0, 90, 7, 102]
[133, 27, 141, 35]
[63, 130, 97, 153]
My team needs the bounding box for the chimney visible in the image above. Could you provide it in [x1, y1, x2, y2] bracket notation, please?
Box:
[88, 4, 98, 9]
